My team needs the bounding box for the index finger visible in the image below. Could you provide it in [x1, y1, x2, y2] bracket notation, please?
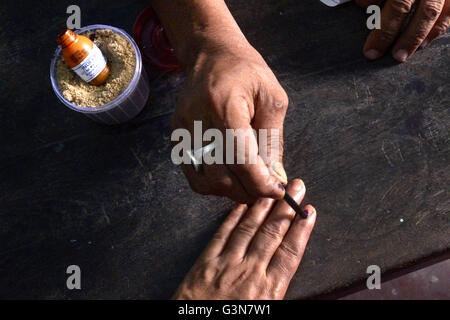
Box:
[224, 96, 285, 201]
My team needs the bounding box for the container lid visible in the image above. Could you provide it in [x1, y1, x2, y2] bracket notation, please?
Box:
[133, 6, 180, 70]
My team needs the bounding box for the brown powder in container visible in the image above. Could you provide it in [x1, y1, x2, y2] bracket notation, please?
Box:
[56, 29, 136, 107]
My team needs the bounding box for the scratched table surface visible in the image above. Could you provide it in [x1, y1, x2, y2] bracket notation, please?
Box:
[0, 0, 448, 299]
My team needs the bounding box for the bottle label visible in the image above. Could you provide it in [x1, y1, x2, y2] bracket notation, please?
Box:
[71, 44, 107, 83]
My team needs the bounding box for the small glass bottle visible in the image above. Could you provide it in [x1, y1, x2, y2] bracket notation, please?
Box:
[57, 29, 110, 86]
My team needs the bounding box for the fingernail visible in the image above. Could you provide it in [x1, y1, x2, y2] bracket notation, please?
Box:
[303, 209, 310, 217]
[393, 49, 408, 62]
[271, 161, 288, 185]
[292, 178, 305, 192]
[364, 49, 380, 60]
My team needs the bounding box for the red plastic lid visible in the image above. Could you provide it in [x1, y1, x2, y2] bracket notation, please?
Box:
[133, 6, 180, 70]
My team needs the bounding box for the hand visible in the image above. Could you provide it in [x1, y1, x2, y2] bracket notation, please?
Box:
[356, 0, 450, 61]
[172, 179, 316, 300]
[171, 43, 289, 203]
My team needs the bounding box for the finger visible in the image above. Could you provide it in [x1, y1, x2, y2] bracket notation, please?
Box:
[224, 96, 285, 200]
[253, 85, 289, 185]
[202, 162, 256, 204]
[267, 205, 316, 284]
[363, 0, 416, 60]
[200, 204, 248, 259]
[246, 179, 306, 267]
[355, 0, 383, 8]
[392, 0, 445, 61]
[221, 197, 276, 258]
[173, 106, 254, 203]
[172, 114, 213, 197]
[423, 1, 450, 45]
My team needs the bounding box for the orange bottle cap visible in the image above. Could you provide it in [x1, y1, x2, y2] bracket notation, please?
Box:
[56, 29, 77, 48]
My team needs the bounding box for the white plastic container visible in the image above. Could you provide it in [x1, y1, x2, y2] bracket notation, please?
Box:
[50, 24, 150, 125]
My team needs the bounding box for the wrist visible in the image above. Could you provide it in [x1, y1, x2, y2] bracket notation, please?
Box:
[151, 0, 252, 72]
[184, 30, 254, 72]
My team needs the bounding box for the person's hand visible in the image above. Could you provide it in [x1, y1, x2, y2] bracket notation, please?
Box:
[172, 179, 316, 300]
[356, 0, 450, 61]
[171, 42, 289, 204]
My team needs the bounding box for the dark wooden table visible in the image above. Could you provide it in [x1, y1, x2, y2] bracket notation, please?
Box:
[0, 0, 448, 299]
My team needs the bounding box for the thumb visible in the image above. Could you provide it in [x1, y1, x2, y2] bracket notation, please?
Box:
[253, 87, 289, 185]
[270, 159, 288, 185]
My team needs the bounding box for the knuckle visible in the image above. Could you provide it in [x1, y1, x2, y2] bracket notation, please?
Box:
[232, 268, 253, 285]
[278, 241, 300, 260]
[402, 33, 425, 48]
[423, 1, 443, 20]
[214, 265, 237, 290]
[271, 90, 289, 111]
[440, 16, 450, 30]
[268, 274, 291, 299]
[260, 223, 283, 241]
[197, 262, 220, 282]
[390, 0, 414, 14]
[378, 27, 398, 43]
[236, 221, 258, 238]
[439, 13, 450, 25]
[434, 22, 448, 36]
[252, 175, 279, 197]
[271, 259, 294, 281]
[211, 231, 227, 243]
[410, 37, 425, 48]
